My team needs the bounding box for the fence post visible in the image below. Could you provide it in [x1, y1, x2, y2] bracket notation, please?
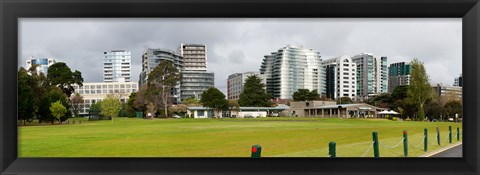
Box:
[329, 142, 336, 158]
[424, 128, 428, 152]
[403, 130, 408, 157]
[372, 131, 379, 158]
[251, 145, 262, 158]
[457, 127, 460, 141]
[436, 127, 441, 146]
[449, 126, 452, 143]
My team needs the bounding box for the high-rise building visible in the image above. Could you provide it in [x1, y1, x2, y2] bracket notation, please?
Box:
[178, 43, 207, 71]
[322, 55, 357, 101]
[25, 57, 56, 75]
[103, 50, 131, 83]
[454, 74, 462, 87]
[139, 48, 184, 104]
[260, 45, 325, 99]
[177, 44, 215, 101]
[351, 53, 388, 99]
[227, 72, 266, 100]
[388, 62, 411, 93]
[180, 71, 215, 101]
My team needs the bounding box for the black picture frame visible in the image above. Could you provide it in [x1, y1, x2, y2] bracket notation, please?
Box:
[1, 0, 479, 174]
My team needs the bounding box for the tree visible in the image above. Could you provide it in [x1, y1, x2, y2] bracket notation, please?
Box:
[238, 75, 272, 107]
[125, 92, 137, 117]
[39, 87, 69, 124]
[336, 97, 353, 104]
[200, 87, 228, 118]
[147, 61, 182, 118]
[49, 100, 67, 124]
[444, 100, 462, 119]
[18, 68, 36, 125]
[100, 95, 122, 123]
[407, 59, 434, 121]
[89, 102, 102, 118]
[182, 97, 202, 107]
[47, 62, 84, 98]
[228, 100, 240, 111]
[168, 104, 188, 117]
[292, 89, 320, 101]
[69, 93, 84, 117]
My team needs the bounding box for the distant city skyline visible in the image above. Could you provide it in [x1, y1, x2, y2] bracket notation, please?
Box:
[19, 18, 461, 95]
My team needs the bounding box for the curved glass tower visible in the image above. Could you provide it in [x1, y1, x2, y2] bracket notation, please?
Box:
[260, 45, 324, 99]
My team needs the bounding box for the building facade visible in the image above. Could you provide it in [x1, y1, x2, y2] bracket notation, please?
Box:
[454, 74, 462, 87]
[388, 62, 411, 93]
[259, 45, 325, 99]
[139, 48, 184, 103]
[25, 57, 56, 75]
[227, 72, 266, 100]
[322, 55, 357, 101]
[103, 50, 131, 82]
[180, 71, 215, 101]
[178, 43, 207, 71]
[72, 82, 138, 115]
[432, 83, 462, 101]
[351, 53, 388, 99]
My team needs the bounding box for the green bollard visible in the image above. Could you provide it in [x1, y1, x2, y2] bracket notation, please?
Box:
[329, 142, 336, 158]
[251, 145, 262, 158]
[457, 127, 460, 141]
[424, 128, 428, 152]
[449, 126, 452, 143]
[403, 130, 408, 157]
[436, 127, 441, 146]
[372, 131, 379, 158]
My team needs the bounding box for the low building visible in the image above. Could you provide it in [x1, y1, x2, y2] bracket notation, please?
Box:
[186, 105, 289, 118]
[288, 101, 385, 118]
[432, 83, 462, 101]
[71, 82, 138, 115]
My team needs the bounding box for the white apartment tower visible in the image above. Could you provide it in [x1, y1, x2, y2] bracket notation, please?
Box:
[322, 55, 357, 101]
[260, 45, 325, 99]
[103, 50, 131, 82]
[351, 53, 388, 99]
[25, 57, 56, 75]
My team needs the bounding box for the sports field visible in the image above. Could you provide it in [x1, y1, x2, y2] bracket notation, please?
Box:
[18, 117, 462, 157]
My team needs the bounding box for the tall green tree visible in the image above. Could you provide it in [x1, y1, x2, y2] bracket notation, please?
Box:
[100, 95, 122, 123]
[89, 102, 102, 118]
[238, 75, 272, 107]
[407, 59, 434, 121]
[444, 100, 462, 119]
[200, 87, 228, 118]
[147, 61, 182, 118]
[18, 68, 36, 125]
[47, 62, 84, 98]
[49, 100, 67, 124]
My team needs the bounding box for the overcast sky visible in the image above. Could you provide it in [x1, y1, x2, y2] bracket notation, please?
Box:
[19, 18, 462, 95]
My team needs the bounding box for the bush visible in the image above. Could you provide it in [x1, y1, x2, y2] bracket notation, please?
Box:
[386, 115, 393, 120]
[392, 117, 398, 121]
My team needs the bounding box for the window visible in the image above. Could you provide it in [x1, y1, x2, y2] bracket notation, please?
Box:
[197, 110, 204, 116]
[343, 72, 349, 75]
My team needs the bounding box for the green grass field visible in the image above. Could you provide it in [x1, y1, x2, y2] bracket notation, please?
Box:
[18, 117, 462, 157]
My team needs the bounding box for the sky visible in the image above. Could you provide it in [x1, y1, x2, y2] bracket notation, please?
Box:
[19, 18, 462, 95]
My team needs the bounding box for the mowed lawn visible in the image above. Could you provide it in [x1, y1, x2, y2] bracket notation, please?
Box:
[18, 117, 462, 157]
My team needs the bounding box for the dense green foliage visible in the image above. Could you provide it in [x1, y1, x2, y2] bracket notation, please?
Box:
[18, 68, 36, 125]
[200, 87, 228, 118]
[47, 62, 84, 98]
[39, 87, 70, 123]
[182, 97, 201, 107]
[49, 100, 68, 124]
[292, 89, 319, 101]
[89, 102, 102, 117]
[19, 117, 462, 157]
[238, 75, 272, 107]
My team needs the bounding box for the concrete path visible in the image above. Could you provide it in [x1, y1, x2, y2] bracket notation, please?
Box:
[420, 142, 462, 157]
